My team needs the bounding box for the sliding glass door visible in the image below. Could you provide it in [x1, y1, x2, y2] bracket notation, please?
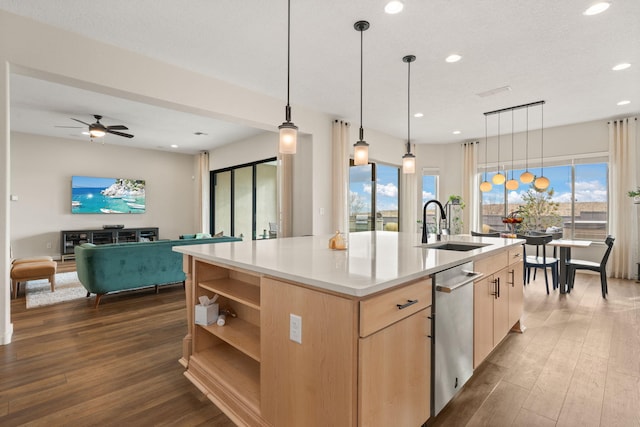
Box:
[211, 158, 277, 240]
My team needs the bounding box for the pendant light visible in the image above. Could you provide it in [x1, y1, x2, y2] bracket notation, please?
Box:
[534, 102, 550, 189]
[402, 55, 416, 174]
[505, 109, 519, 190]
[353, 20, 370, 166]
[492, 113, 506, 185]
[520, 106, 534, 183]
[479, 115, 493, 192]
[278, 0, 298, 154]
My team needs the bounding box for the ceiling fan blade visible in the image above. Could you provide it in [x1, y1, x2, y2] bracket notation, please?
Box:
[107, 129, 134, 138]
[70, 118, 91, 126]
[107, 125, 129, 130]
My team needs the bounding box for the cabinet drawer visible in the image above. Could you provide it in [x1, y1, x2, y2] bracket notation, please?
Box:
[508, 245, 523, 265]
[360, 278, 432, 337]
[475, 252, 508, 276]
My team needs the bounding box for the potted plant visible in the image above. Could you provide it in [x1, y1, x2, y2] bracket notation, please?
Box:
[628, 187, 640, 204]
[446, 195, 466, 235]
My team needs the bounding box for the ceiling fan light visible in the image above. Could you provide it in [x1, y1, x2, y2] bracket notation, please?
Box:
[505, 179, 519, 190]
[534, 176, 550, 190]
[520, 170, 534, 184]
[278, 121, 298, 154]
[89, 129, 106, 138]
[402, 152, 415, 174]
[353, 140, 369, 165]
[479, 181, 492, 192]
[492, 172, 506, 185]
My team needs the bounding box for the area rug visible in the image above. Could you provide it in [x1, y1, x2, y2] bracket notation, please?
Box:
[25, 272, 87, 308]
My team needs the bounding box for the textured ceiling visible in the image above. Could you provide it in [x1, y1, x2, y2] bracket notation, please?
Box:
[2, 0, 639, 154]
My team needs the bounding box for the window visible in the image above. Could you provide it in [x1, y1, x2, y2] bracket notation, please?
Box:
[480, 160, 608, 240]
[422, 173, 439, 233]
[349, 161, 399, 232]
[211, 158, 277, 240]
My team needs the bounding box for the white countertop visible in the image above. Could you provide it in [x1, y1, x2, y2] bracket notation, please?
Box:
[174, 232, 524, 297]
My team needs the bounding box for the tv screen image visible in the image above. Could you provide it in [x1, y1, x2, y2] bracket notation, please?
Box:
[71, 176, 146, 214]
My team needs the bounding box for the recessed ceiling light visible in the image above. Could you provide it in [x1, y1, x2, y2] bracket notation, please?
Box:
[452, 130, 461, 135]
[384, 1, 404, 14]
[612, 63, 631, 71]
[170, 144, 179, 148]
[445, 54, 462, 63]
[583, 2, 610, 15]
[414, 113, 424, 118]
[617, 100, 631, 106]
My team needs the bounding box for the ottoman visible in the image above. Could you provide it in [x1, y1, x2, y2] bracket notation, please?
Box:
[10, 258, 57, 299]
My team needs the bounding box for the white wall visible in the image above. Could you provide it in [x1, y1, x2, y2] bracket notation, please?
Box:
[10, 132, 198, 258]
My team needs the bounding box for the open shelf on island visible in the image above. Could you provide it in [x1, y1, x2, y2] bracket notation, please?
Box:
[199, 278, 260, 310]
[198, 318, 260, 362]
[189, 345, 260, 413]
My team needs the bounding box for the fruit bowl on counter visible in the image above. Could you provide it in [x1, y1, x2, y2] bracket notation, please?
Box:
[501, 212, 523, 236]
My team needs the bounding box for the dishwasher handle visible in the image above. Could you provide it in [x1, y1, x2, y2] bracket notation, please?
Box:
[436, 272, 483, 293]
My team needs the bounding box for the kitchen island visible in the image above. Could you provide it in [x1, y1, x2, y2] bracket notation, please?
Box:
[174, 231, 524, 427]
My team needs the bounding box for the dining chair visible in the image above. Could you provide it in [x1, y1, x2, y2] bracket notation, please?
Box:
[567, 235, 615, 298]
[517, 234, 559, 295]
[471, 231, 500, 237]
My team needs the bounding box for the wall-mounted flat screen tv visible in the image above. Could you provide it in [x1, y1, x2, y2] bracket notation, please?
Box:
[71, 176, 146, 214]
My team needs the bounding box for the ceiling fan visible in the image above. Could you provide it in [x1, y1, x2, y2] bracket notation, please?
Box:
[59, 114, 134, 139]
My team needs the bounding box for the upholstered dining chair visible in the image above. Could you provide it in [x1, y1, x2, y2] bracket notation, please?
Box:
[567, 235, 615, 298]
[517, 234, 559, 295]
[471, 231, 501, 237]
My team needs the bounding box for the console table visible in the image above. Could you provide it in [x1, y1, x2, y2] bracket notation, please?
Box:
[60, 227, 159, 261]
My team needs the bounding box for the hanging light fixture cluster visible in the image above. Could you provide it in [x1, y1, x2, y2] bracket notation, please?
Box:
[402, 55, 417, 174]
[278, 0, 298, 154]
[480, 100, 548, 192]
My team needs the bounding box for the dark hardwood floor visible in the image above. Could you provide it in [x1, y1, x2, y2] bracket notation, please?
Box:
[2, 262, 639, 426]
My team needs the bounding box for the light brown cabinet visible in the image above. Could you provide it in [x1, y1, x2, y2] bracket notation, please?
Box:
[359, 307, 431, 427]
[473, 245, 524, 369]
[182, 255, 433, 427]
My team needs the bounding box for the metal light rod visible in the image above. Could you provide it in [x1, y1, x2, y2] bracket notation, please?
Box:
[484, 100, 545, 116]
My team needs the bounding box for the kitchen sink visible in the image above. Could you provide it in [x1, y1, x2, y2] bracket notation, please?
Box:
[418, 242, 491, 251]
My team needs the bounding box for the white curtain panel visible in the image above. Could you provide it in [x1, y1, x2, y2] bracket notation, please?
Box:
[461, 142, 478, 234]
[332, 120, 350, 234]
[400, 144, 418, 233]
[279, 153, 293, 238]
[608, 117, 638, 279]
[198, 151, 210, 234]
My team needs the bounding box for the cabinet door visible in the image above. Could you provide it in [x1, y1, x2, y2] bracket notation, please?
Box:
[359, 308, 431, 427]
[473, 275, 495, 368]
[493, 268, 510, 347]
[508, 261, 524, 329]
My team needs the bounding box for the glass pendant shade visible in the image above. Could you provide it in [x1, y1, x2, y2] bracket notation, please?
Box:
[505, 179, 519, 190]
[492, 172, 506, 185]
[520, 170, 534, 184]
[534, 176, 550, 190]
[354, 140, 369, 165]
[402, 152, 415, 174]
[89, 129, 106, 138]
[278, 122, 298, 154]
[479, 180, 492, 192]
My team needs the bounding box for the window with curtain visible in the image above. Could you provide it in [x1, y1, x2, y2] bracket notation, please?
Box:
[349, 161, 400, 232]
[479, 158, 608, 240]
[211, 158, 277, 240]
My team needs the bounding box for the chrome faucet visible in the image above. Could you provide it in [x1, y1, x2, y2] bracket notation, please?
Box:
[422, 199, 447, 244]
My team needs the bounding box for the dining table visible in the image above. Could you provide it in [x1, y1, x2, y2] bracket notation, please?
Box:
[548, 239, 592, 293]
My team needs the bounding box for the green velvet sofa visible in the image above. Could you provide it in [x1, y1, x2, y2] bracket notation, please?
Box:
[75, 236, 241, 307]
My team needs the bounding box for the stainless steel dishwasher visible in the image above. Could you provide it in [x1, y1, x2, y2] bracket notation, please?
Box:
[432, 261, 482, 416]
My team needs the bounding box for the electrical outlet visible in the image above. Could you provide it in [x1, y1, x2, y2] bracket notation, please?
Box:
[46, 242, 52, 249]
[290, 313, 302, 344]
